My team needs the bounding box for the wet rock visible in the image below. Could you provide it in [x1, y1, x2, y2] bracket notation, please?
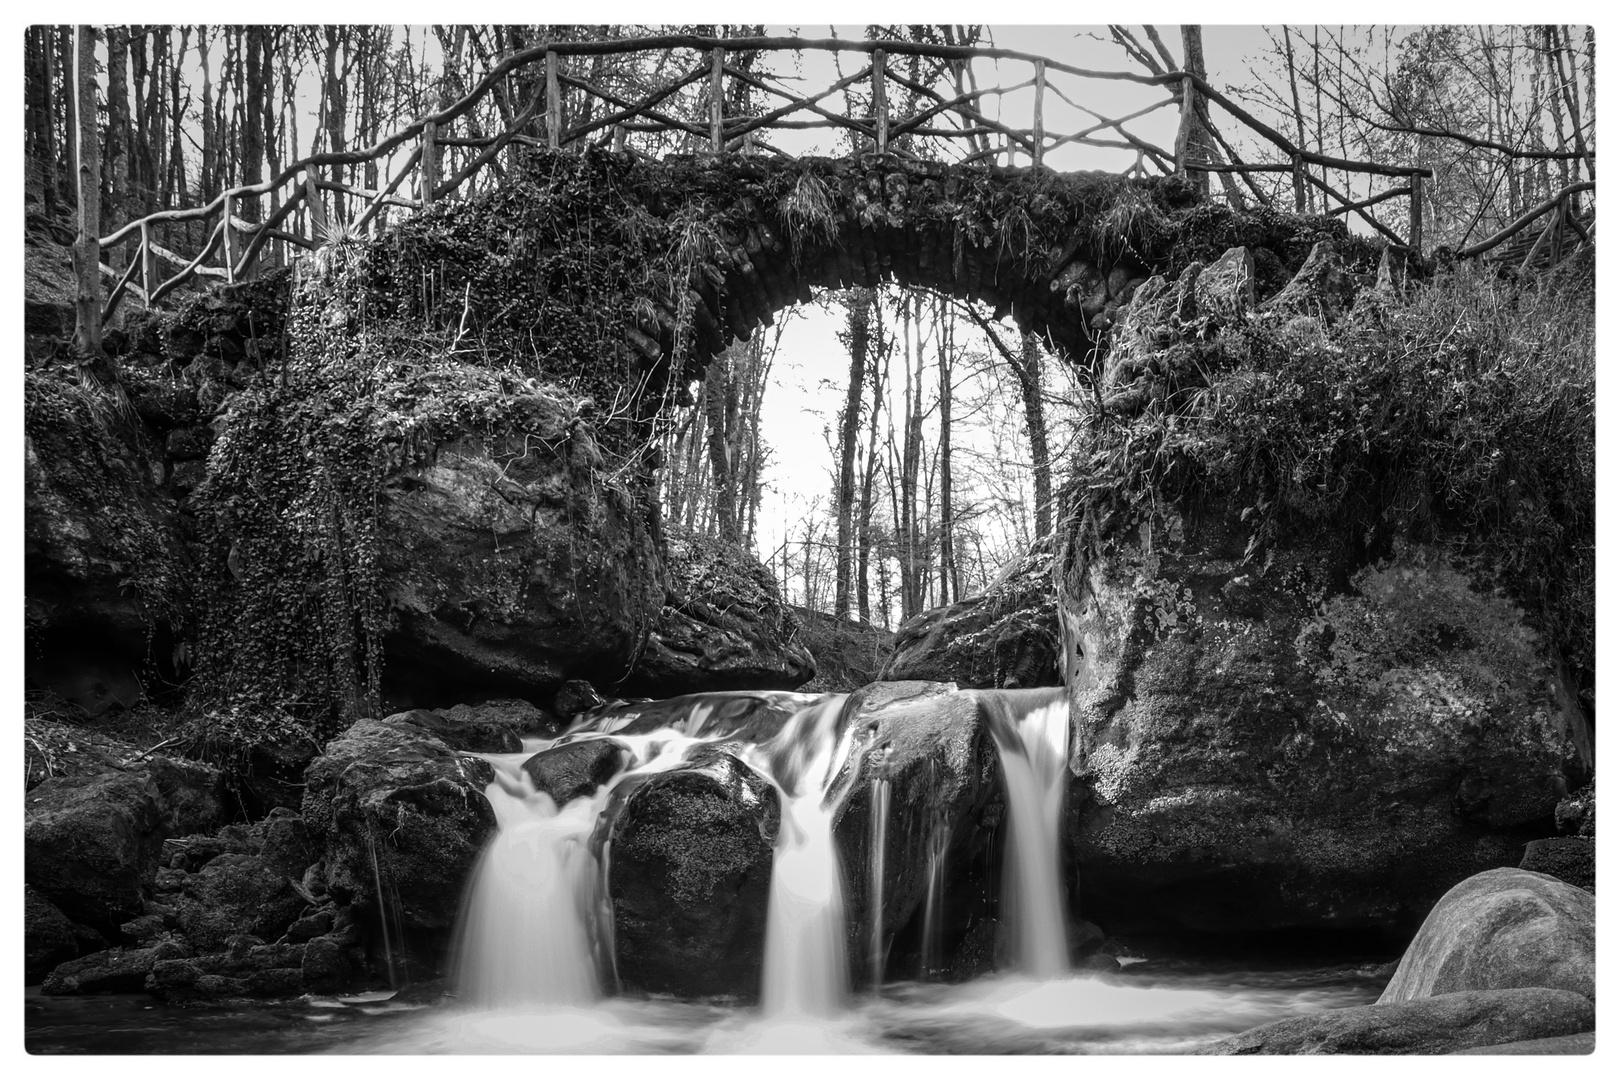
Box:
[388, 707, 512, 754]
[1261, 239, 1356, 322]
[167, 852, 310, 953]
[522, 738, 629, 805]
[1200, 987, 1594, 1055]
[25, 887, 86, 983]
[554, 679, 605, 719]
[302, 715, 496, 944]
[624, 531, 815, 696]
[1060, 516, 1588, 938]
[376, 403, 664, 704]
[1519, 837, 1594, 892]
[833, 682, 1006, 982]
[25, 770, 169, 934]
[43, 939, 193, 995]
[609, 747, 780, 998]
[1378, 868, 1595, 1004]
[148, 942, 311, 1002]
[881, 543, 1059, 689]
[301, 934, 365, 992]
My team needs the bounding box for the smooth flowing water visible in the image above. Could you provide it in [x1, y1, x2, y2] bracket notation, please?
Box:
[985, 688, 1072, 977]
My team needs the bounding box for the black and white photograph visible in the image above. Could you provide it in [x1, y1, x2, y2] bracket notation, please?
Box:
[18, 17, 1598, 1057]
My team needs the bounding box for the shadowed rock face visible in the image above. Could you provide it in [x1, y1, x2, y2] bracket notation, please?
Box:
[1058, 512, 1587, 938]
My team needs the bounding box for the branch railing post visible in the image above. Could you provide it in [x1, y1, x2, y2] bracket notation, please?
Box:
[546, 50, 561, 149]
[710, 47, 725, 152]
[140, 220, 156, 307]
[1173, 74, 1196, 176]
[1408, 170, 1423, 260]
[1032, 59, 1046, 168]
[872, 49, 888, 153]
[303, 166, 327, 242]
[222, 192, 236, 283]
[421, 120, 438, 207]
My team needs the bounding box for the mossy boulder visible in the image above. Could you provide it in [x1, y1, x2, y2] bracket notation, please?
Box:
[25, 762, 225, 937]
[608, 746, 780, 997]
[623, 530, 815, 696]
[881, 542, 1059, 689]
[375, 399, 665, 706]
[1059, 513, 1587, 937]
[301, 714, 496, 970]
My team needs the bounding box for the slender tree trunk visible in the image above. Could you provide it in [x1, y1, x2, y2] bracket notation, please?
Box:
[72, 25, 102, 358]
[833, 291, 871, 621]
[59, 28, 77, 213]
[243, 26, 265, 224]
[1018, 334, 1053, 541]
[104, 27, 130, 238]
[936, 302, 956, 605]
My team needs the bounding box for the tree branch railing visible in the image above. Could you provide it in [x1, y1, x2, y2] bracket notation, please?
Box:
[95, 32, 1497, 326]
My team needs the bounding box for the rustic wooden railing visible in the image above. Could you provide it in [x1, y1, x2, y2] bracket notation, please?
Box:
[93, 32, 1570, 327]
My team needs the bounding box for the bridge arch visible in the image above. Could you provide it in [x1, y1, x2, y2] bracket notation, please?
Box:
[358, 148, 1354, 414]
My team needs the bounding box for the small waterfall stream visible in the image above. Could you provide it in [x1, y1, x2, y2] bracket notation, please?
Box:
[984, 688, 1073, 978]
[867, 745, 892, 989]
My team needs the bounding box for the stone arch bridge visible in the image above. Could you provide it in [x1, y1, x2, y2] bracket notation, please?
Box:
[356, 148, 1360, 410]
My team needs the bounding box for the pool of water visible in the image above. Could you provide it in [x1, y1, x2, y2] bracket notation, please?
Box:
[25, 958, 1389, 1054]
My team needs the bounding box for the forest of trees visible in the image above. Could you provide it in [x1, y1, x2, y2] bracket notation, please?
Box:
[23, 24, 1595, 631]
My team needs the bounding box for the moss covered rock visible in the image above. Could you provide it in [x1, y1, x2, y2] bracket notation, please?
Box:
[881, 542, 1059, 689]
[1059, 511, 1588, 937]
[301, 714, 496, 971]
[624, 530, 815, 696]
[608, 746, 779, 997]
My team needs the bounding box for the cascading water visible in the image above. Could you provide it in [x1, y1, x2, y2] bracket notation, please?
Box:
[750, 696, 862, 1020]
[452, 745, 606, 1007]
[983, 688, 1072, 979]
[867, 744, 892, 989]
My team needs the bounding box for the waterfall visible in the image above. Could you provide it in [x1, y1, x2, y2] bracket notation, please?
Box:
[984, 688, 1072, 979]
[919, 817, 951, 980]
[753, 696, 861, 1019]
[867, 745, 892, 989]
[453, 756, 606, 1007]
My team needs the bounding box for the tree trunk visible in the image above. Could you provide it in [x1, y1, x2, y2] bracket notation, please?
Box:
[936, 301, 956, 605]
[243, 26, 265, 224]
[72, 25, 102, 358]
[103, 27, 130, 236]
[1018, 334, 1053, 541]
[59, 28, 77, 213]
[833, 291, 871, 621]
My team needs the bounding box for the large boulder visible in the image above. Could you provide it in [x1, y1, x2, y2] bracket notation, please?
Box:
[623, 531, 815, 696]
[375, 398, 664, 705]
[1378, 868, 1595, 1004]
[832, 682, 1009, 984]
[301, 715, 497, 962]
[1059, 518, 1588, 937]
[1200, 987, 1594, 1055]
[385, 699, 552, 754]
[881, 543, 1059, 689]
[24, 763, 224, 936]
[608, 746, 780, 997]
[25, 886, 97, 983]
